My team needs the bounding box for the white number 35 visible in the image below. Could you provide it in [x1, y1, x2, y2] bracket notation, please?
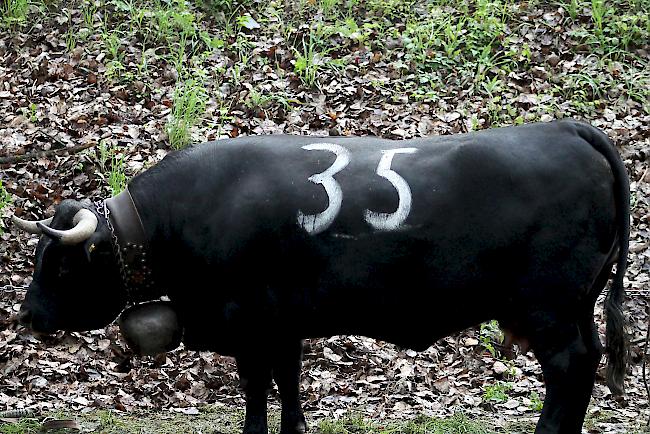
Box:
[297, 144, 418, 234]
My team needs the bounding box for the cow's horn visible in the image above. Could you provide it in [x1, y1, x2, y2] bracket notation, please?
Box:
[12, 215, 54, 234]
[37, 209, 98, 245]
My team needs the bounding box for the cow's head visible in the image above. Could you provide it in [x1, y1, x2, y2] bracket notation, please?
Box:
[14, 199, 127, 334]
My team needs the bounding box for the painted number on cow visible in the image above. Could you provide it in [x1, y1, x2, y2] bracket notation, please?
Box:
[298, 144, 418, 234]
[364, 148, 418, 231]
[297, 143, 350, 235]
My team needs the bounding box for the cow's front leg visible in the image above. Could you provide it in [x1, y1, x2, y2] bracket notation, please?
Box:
[236, 354, 272, 434]
[273, 340, 306, 434]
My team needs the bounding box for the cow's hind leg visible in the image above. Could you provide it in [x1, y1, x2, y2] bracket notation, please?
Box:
[236, 354, 272, 434]
[273, 340, 307, 434]
[531, 316, 603, 434]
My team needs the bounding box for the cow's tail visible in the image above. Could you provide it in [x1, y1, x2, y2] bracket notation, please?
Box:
[573, 120, 630, 395]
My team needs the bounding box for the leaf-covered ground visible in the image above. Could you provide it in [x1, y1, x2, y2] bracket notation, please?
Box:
[0, 0, 649, 432]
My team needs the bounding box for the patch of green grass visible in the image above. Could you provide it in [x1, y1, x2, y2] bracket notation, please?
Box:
[166, 78, 208, 149]
[102, 28, 129, 81]
[0, 420, 41, 434]
[96, 141, 128, 196]
[0, 409, 495, 434]
[21, 102, 38, 122]
[319, 0, 339, 18]
[483, 381, 512, 404]
[228, 34, 253, 86]
[590, 0, 611, 43]
[152, 1, 206, 53]
[95, 406, 244, 434]
[245, 88, 298, 115]
[558, 70, 607, 114]
[333, 17, 377, 48]
[503, 418, 537, 433]
[479, 320, 503, 357]
[318, 413, 494, 434]
[1, 406, 245, 434]
[91, 0, 220, 84]
[391, 413, 493, 434]
[402, 0, 516, 86]
[582, 409, 621, 432]
[0, 179, 13, 234]
[65, 9, 78, 52]
[410, 72, 443, 102]
[318, 413, 375, 433]
[167, 6, 201, 75]
[294, 33, 321, 88]
[77, 1, 96, 41]
[621, 66, 650, 114]
[403, 16, 448, 70]
[367, 0, 415, 21]
[566, 0, 649, 58]
[481, 75, 503, 97]
[103, 27, 123, 61]
[245, 88, 273, 111]
[483, 96, 526, 127]
[95, 409, 119, 429]
[97, 140, 111, 173]
[82, 1, 95, 28]
[529, 391, 544, 412]
[1, 0, 29, 27]
[109, 151, 128, 197]
[560, 0, 580, 20]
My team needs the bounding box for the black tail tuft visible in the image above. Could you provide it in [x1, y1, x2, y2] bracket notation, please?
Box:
[605, 276, 628, 395]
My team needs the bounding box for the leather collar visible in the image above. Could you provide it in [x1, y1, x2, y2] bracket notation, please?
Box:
[106, 188, 147, 249]
[104, 188, 161, 303]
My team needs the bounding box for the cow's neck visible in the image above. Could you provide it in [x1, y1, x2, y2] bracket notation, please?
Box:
[100, 188, 164, 304]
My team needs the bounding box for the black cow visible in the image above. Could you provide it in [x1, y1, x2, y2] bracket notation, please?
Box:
[14, 120, 629, 434]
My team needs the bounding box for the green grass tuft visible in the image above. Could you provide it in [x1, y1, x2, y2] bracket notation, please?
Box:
[479, 320, 503, 357]
[528, 391, 544, 412]
[108, 151, 128, 197]
[483, 381, 512, 404]
[0, 418, 41, 434]
[1, 0, 29, 27]
[0, 179, 12, 235]
[166, 78, 208, 149]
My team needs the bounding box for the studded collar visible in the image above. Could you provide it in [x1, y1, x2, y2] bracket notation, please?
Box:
[100, 188, 162, 303]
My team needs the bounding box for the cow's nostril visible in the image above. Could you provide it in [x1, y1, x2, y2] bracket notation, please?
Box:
[17, 307, 32, 327]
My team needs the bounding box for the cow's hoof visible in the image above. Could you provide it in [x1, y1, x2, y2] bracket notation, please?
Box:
[279, 425, 306, 434]
[280, 411, 306, 434]
[242, 415, 268, 434]
[243, 424, 268, 434]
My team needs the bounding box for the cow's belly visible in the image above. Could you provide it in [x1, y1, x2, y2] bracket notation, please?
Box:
[301, 301, 493, 352]
[288, 219, 611, 350]
[288, 249, 505, 350]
